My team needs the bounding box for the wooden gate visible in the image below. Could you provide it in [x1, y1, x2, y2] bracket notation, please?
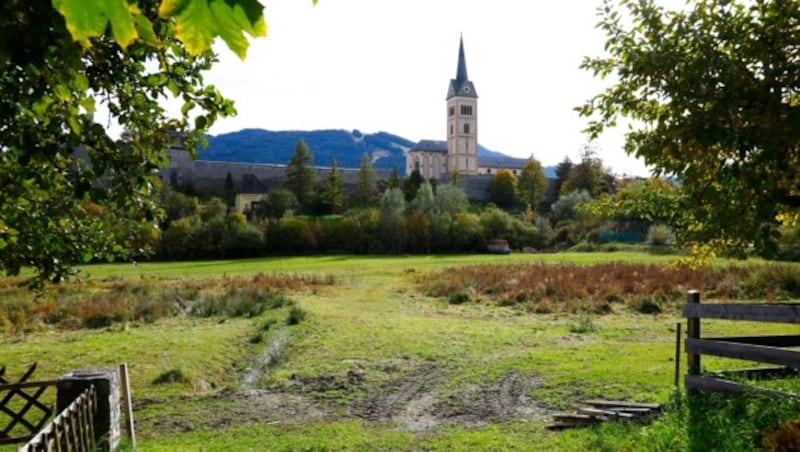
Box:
[0, 364, 58, 446]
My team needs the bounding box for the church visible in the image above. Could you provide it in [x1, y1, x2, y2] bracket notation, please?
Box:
[406, 37, 528, 181]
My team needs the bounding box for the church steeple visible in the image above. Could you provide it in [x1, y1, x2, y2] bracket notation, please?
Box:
[447, 35, 478, 100]
[446, 35, 478, 175]
[456, 35, 469, 84]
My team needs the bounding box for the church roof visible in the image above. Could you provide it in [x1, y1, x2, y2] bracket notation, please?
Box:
[240, 174, 269, 193]
[479, 156, 530, 170]
[410, 140, 447, 153]
[447, 36, 478, 100]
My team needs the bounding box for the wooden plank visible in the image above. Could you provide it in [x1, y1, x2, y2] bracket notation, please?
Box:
[553, 414, 600, 423]
[0, 380, 60, 391]
[685, 374, 800, 399]
[547, 422, 593, 431]
[685, 374, 750, 394]
[577, 407, 634, 419]
[708, 335, 800, 347]
[685, 338, 800, 369]
[583, 400, 661, 410]
[713, 366, 799, 381]
[683, 303, 800, 324]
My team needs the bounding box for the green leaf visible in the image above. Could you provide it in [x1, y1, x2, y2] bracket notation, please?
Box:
[53, 0, 139, 48]
[173, 0, 266, 59]
[159, 0, 192, 18]
[133, 13, 159, 47]
[181, 100, 195, 116]
[79, 96, 96, 113]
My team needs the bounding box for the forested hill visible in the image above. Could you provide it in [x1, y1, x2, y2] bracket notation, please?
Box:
[199, 128, 513, 171]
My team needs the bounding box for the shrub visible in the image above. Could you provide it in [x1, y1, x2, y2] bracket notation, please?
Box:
[569, 313, 597, 333]
[193, 288, 292, 318]
[286, 307, 307, 325]
[763, 417, 800, 452]
[448, 291, 473, 305]
[152, 369, 190, 385]
[632, 296, 662, 314]
[647, 223, 676, 246]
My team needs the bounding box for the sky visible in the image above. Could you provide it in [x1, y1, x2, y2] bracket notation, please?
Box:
[202, 0, 683, 176]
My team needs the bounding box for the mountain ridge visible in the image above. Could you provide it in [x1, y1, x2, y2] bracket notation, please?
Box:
[201, 128, 555, 177]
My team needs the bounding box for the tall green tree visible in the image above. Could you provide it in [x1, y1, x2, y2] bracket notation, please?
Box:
[488, 169, 518, 209]
[384, 164, 401, 191]
[284, 139, 318, 211]
[320, 157, 346, 214]
[517, 157, 549, 210]
[560, 145, 615, 198]
[0, 0, 289, 286]
[402, 169, 424, 201]
[550, 157, 574, 204]
[353, 152, 378, 206]
[579, 0, 800, 255]
[379, 188, 406, 252]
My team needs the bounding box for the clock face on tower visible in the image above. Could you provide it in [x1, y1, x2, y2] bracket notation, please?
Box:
[462, 86, 471, 93]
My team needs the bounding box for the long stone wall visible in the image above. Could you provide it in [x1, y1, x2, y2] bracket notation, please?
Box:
[159, 148, 499, 201]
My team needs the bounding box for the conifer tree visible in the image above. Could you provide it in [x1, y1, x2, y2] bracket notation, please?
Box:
[284, 140, 318, 211]
[354, 153, 378, 206]
[321, 157, 346, 214]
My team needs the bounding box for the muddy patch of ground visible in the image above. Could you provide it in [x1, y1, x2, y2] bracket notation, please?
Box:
[136, 365, 552, 437]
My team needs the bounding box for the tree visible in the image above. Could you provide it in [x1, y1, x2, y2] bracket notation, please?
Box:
[403, 169, 424, 201]
[549, 157, 573, 204]
[0, 0, 281, 286]
[434, 184, 469, 216]
[383, 164, 401, 191]
[411, 181, 436, 214]
[353, 153, 378, 206]
[320, 157, 346, 214]
[560, 144, 615, 198]
[257, 189, 299, 220]
[379, 188, 406, 252]
[284, 139, 318, 211]
[517, 157, 549, 210]
[579, 0, 800, 255]
[488, 169, 518, 209]
[224, 172, 234, 193]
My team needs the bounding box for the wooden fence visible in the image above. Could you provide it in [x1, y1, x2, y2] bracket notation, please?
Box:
[683, 290, 800, 394]
[21, 386, 97, 452]
[0, 364, 58, 446]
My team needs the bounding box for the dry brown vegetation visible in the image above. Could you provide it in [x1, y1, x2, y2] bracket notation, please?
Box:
[0, 272, 335, 334]
[420, 262, 800, 314]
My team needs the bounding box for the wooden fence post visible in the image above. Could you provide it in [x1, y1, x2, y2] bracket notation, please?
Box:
[686, 290, 701, 376]
[674, 322, 682, 388]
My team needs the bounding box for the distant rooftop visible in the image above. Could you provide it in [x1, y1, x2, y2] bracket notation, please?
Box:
[479, 156, 529, 170]
[410, 140, 447, 153]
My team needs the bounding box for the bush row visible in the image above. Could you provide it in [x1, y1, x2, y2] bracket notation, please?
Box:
[156, 207, 550, 260]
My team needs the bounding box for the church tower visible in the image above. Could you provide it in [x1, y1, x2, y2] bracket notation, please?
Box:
[446, 36, 478, 175]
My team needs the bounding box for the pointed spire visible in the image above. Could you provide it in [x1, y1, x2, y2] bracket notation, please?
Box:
[456, 34, 468, 83]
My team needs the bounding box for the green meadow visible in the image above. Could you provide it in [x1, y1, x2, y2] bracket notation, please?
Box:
[2, 252, 799, 451]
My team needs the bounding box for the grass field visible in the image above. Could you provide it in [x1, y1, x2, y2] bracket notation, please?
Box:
[1, 252, 799, 450]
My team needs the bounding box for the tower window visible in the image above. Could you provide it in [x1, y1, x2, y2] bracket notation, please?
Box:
[449, 106, 455, 117]
[463, 123, 470, 134]
[460, 104, 473, 116]
[450, 125, 454, 136]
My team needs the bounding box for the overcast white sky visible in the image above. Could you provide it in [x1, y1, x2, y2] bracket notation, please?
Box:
[203, 0, 683, 176]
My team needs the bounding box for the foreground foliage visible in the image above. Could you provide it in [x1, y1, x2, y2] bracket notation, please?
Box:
[580, 0, 800, 257]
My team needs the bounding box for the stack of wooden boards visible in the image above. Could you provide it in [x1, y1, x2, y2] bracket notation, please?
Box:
[547, 400, 662, 431]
